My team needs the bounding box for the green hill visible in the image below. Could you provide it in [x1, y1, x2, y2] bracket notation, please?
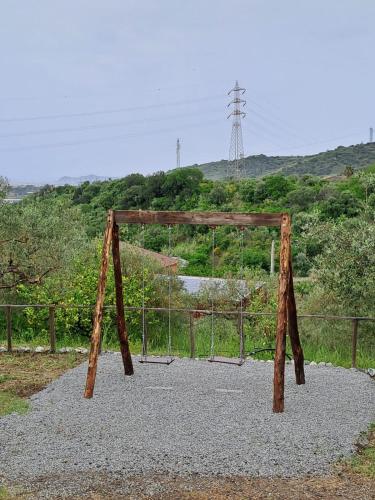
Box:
[192, 142, 375, 180]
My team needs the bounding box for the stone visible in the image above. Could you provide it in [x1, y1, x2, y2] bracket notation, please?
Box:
[74, 347, 88, 354]
[310, 361, 317, 366]
[34, 346, 45, 353]
[0, 346, 7, 352]
[318, 362, 326, 367]
[17, 346, 31, 353]
[58, 347, 68, 353]
[367, 368, 375, 377]
[304, 360, 310, 365]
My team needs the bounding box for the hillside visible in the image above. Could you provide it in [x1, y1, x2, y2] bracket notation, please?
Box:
[193, 142, 375, 180]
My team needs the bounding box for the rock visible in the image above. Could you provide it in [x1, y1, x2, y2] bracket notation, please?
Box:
[58, 347, 68, 353]
[17, 346, 31, 353]
[65, 347, 73, 353]
[0, 346, 7, 352]
[34, 346, 45, 353]
[304, 360, 310, 365]
[326, 362, 333, 367]
[74, 347, 88, 354]
[367, 368, 375, 377]
[318, 362, 326, 367]
[310, 361, 317, 366]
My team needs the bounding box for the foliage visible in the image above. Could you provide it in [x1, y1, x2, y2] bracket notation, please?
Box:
[196, 143, 375, 180]
[0, 176, 9, 200]
[303, 215, 375, 316]
[0, 197, 87, 292]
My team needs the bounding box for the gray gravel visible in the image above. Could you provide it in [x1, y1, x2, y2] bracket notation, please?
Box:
[0, 354, 374, 487]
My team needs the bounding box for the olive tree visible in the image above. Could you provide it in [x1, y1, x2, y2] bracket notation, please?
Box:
[305, 215, 375, 316]
[0, 197, 88, 293]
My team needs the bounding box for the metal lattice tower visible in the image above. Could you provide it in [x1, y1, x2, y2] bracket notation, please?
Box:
[370, 127, 374, 143]
[176, 138, 181, 168]
[227, 81, 246, 179]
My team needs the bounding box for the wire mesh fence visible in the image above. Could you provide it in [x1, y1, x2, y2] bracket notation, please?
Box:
[0, 304, 374, 368]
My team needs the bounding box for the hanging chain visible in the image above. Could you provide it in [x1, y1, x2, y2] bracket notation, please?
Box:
[167, 224, 172, 358]
[141, 224, 146, 357]
[239, 227, 245, 360]
[210, 226, 216, 360]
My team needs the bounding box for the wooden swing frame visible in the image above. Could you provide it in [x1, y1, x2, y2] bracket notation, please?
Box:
[84, 210, 305, 413]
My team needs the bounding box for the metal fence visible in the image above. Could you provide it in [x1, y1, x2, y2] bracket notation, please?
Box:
[0, 304, 374, 368]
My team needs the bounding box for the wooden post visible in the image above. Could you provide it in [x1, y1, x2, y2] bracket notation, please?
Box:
[112, 221, 134, 376]
[84, 211, 114, 398]
[6, 306, 12, 352]
[49, 306, 56, 353]
[270, 239, 275, 275]
[287, 255, 305, 385]
[189, 313, 195, 358]
[351, 319, 359, 368]
[273, 214, 291, 413]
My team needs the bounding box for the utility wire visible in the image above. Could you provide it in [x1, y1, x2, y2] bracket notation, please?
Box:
[0, 108, 222, 139]
[0, 119, 219, 153]
[0, 94, 225, 124]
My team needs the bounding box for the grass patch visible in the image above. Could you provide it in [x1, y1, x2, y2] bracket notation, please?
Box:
[0, 352, 87, 398]
[347, 424, 375, 478]
[0, 391, 29, 417]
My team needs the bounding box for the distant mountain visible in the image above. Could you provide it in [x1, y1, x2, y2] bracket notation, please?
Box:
[55, 175, 111, 186]
[191, 142, 375, 180]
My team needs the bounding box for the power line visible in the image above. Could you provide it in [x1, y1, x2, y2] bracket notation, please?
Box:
[0, 108, 222, 139]
[0, 94, 225, 124]
[0, 119, 219, 153]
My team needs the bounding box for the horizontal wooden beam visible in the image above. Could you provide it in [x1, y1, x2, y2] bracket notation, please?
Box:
[114, 210, 283, 227]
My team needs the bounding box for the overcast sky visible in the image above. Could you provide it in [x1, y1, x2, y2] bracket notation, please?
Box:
[1, 0, 374, 183]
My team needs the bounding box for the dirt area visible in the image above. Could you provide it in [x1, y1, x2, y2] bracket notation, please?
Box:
[0, 352, 87, 398]
[3, 469, 375, 499]
[0, 353, 374, 499]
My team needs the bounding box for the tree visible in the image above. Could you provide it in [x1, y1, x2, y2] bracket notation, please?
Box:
[306, 216, 375, 316]
[0, 198, 88, 293]
[0, 176, 9, 200]
[208, 184, 228, 205]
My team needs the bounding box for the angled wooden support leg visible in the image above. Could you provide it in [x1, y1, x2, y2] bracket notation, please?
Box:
[84, 211, 114, 398]
[287, 254, 305, 385]
[112, 222, 134, 376]
[273, 213, 291, 413]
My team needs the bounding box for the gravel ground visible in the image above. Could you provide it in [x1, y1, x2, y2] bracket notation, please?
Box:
[0, 354, 374, 495]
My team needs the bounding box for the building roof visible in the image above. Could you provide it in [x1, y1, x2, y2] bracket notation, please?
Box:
[120, 241, 181, 270]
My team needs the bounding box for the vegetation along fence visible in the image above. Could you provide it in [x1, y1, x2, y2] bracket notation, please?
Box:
[0, 304, 374, 369]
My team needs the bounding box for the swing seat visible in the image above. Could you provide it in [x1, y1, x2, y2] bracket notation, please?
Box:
[208, 356, 245, 366]
[139, 356, 174, 365]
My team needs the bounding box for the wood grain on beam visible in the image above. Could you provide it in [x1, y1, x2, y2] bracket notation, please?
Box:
[114, 210, 282, 227]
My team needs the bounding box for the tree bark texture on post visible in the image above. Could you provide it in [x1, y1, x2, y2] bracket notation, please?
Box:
[273, 213, 291, 413]
[49, 305, 56, 353]
[287, 255, 305, 385]
[112, 221, 134, 376]
[6, 306, 12, 352]
[84, 210, 114, 398]
[351, 319, 359, 368]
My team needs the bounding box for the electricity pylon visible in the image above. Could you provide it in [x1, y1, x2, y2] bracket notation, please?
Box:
[227, 81, 246, 179]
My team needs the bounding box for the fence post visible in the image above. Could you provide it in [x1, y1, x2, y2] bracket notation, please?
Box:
[189, 313, 195, 359]
[6, 306, 12, 352]
[351, 318, 359, 368]
[49, 306, 56, 353]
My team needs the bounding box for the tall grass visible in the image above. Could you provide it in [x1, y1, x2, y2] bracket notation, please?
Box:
[1, 308, 374, 368]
